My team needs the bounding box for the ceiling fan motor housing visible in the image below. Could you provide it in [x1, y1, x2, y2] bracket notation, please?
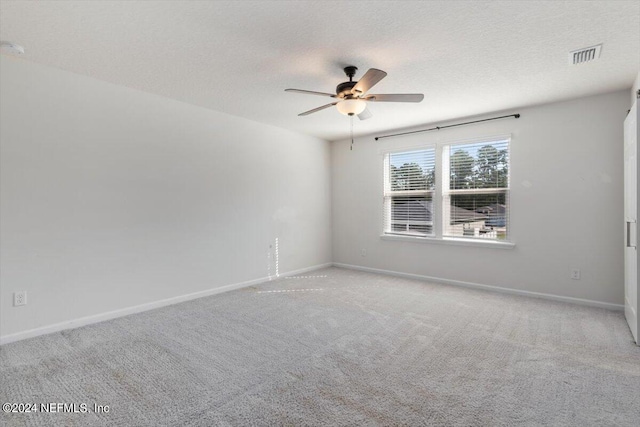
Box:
[336, 66, 359, 98]
[336, 81, 357, 98]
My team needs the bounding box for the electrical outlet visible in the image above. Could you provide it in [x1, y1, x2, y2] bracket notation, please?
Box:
[14, 291, 27, 306]
[570, 269, 581, 280]
[361, 248, 367, 257]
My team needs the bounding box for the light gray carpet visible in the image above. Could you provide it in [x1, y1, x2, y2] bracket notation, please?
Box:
[1, 267, 639, 426]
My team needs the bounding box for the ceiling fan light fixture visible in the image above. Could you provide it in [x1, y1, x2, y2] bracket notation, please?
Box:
[336, 99, 366, 116]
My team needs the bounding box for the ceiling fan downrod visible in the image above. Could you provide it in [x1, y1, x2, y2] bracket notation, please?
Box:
[344, 66, 358, 82]
[337, 66, 359, 98]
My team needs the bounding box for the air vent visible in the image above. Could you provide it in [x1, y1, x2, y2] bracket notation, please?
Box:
[569, 44, 602, 65]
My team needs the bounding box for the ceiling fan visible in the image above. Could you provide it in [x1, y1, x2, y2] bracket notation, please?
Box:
[285, 66, 424, 120]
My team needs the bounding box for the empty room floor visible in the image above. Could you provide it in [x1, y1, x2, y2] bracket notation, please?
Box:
[1, 267, 639, 426]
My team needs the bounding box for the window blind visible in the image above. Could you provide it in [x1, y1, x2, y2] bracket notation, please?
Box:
[383, 148, 436, 237]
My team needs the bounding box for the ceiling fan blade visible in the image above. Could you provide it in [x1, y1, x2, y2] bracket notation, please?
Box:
[351, 68, 387, 96]
[285, 88, 336, 98]
[357, 106, 373, 121]
[298, 102, 338, 116]
[364, 94, 424, 103]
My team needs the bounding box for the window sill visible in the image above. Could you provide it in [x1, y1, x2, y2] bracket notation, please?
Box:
[380, 234, 515, 249]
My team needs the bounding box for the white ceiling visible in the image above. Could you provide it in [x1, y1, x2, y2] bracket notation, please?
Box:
[1, 1, 639, 141]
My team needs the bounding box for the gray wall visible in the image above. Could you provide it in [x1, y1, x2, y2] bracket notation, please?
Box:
[0, 56, 332, 339]
[332, 90, 628, 306]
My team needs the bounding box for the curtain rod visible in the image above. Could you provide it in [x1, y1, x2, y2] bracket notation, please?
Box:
[374, 113, 521, 141]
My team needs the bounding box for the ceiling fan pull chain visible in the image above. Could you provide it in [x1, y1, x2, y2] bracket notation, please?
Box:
[350, 116, 354, 151]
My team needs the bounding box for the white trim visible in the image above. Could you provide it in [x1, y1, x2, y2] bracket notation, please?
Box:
[380, 143, 437, 155]
[440, 133, 512, 148]
[380, 234, 515, 249]
[0, 263, 332, 346]
[333, 263, 623, 311]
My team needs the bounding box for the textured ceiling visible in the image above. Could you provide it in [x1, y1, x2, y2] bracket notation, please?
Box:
[1, 1, 639, 141]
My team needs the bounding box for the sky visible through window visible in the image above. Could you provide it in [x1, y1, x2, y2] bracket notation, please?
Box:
[390, 149, 433, 170]
[389, 139, 509, 181]
[449, 139, 509, 160]
[389, 139, 509, 169]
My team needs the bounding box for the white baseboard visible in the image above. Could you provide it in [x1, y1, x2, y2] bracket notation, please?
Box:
[0, 263, 332, 346]
[333, 263, 624, 311]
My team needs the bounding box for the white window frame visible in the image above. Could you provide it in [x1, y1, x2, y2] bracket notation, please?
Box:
[381, 135, 514, 249]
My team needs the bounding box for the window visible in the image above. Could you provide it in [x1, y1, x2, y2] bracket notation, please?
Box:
[443, 138, 510, 240]
[382, 137, 510, 242]
[383, 148, 436, 237]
